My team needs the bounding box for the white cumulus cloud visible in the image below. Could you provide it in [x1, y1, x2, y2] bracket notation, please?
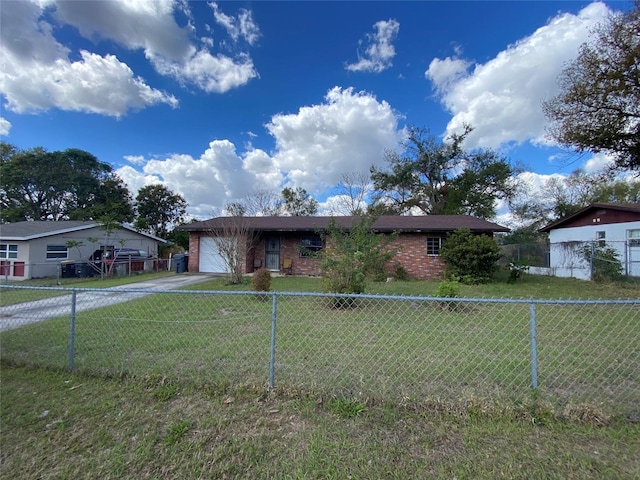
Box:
[0, 0, 178, 116]
[124, 155, 147, 166]
[425, 56, 472, 95]
[118, 86, 404, 217]
[53, 0, 259, 94]
[0, 0, 260, 117]
[0, 117, 11, 136]
[152, 50, 257, 93]
[116, 142, 274, 218]
[211, 2, 261, 45]
[346, 19, 400, 73]
[266, 87, 404, 192]
[425, 1, 612, 150]
[51, 0, 193, 61]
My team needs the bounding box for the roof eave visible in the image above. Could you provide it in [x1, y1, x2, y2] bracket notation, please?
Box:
[0, 223, 100, 241]
[538, 202, 640, 232]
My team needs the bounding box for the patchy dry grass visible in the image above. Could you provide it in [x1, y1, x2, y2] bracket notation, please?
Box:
[1, 365, 639, 479]
[190, 271, 640, 299]
[2, 275, 638, 416]
[1, 273, 638, 478]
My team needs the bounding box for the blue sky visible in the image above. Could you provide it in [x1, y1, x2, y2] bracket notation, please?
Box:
[0, 0, 631, 223]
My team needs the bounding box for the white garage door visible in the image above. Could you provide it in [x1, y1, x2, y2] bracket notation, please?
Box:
[199, 237, 230, 273]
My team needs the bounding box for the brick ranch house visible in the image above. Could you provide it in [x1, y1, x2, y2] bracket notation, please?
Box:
[180, 215, 509, 280]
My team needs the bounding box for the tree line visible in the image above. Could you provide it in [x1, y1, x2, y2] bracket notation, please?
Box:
[0, 142, 187, 241]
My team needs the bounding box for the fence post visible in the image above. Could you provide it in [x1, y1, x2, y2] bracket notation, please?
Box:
[590, 241, 595, 281]
[529, 302, 538, 390]
[68, 290, 77, 372]
[268, 292, 278, 391]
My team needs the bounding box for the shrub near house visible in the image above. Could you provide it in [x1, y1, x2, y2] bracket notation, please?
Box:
[440, 228, 503, 283]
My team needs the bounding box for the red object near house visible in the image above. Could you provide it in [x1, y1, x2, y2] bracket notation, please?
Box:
[12, 262, 25, 277]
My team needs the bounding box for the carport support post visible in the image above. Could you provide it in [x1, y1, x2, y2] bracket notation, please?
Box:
[529, 302, 538, 390]
[68, 290, 77, 372]
[268, 293, 278, 391]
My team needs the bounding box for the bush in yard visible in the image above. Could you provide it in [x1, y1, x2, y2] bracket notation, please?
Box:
[440, 228, 502, 283]
[393, 262, 410, 281]
[581, 244, 623, 282]
[436, 277, 460, 311]
[322, 251, 366, 308]
[320, 216, 396, 305]
[251, 268, 271, 292]
[507, 261, 530, 283]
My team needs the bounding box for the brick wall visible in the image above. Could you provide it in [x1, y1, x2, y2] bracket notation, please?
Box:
[188, 233, 200, 273]
[255, 232, 445, 279]
[253, 235, 322, 276]
[387, 233, 446, 280]
[188, 231, 447, 280]
[281, 237, 322, 276]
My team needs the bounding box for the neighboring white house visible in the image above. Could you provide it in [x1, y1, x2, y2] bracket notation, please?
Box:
[538, 203, 640, 280]
[0, 221, 166, 281]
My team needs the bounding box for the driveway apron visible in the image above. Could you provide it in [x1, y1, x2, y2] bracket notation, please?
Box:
[0, 275, 214, 331]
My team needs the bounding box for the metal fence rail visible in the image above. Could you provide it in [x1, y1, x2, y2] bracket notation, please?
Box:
[501, 240, 640, 280]
[1, 285, 638, 415]
[0, 258, 171, 283]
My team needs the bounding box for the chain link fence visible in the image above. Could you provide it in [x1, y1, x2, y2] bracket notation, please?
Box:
[0, 258, 172, 284]
[1, 285, 638, 416]
[501, 240, 640, 280]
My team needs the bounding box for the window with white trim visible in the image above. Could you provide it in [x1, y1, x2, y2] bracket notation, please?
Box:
[596, 230, 606, 246]
[0, 244, 18, 259]
[426, 237, 442, 256]
[628, 229, 640, 247]
[46, 245, 69, 259]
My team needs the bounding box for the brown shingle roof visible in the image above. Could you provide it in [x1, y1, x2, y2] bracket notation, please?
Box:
[181, 215, 509, 233]
[538, 202, 640, 232]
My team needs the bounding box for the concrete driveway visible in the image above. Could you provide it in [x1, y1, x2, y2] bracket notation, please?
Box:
[0, 274, 215, 332]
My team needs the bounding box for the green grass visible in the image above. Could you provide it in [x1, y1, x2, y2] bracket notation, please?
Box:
[1, 274, 638, 416]
[1, 365, 638, 479]
[187, 270, 640, 299]
[1, 275, 638, 478]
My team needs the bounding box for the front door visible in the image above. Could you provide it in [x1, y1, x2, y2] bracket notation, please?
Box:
[265, 236, 280, 270]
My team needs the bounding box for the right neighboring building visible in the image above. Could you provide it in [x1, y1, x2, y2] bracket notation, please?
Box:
[538, 202, 640, 280]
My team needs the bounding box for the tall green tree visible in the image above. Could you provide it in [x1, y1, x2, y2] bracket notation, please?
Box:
[134, 184, 187, 239]
[69, 175, 135, 223]
[281, 187, 319, 216]
[509, 169, 640, 232]
[543, 1, 640, 171]
[0, 142, 18, 162]
[0, 143, 132, 222]
[370, 126, 514, 218]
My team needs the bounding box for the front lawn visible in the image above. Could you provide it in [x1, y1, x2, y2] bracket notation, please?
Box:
[1, 365, 638, 480]
[2, 273, 638, 416]
[188, 271, 640, 299]
[1, 273, 638, 479]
